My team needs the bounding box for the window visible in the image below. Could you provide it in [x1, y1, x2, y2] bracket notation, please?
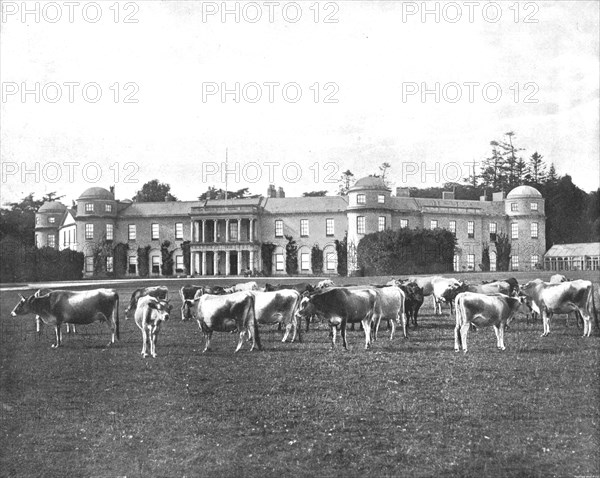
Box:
[467, 221, 474, 239]
[430, 220, 438, 230]
[531, 222, 538, 239]
[128, 225, 136, 241]
[47, 234, 55, 248]
[175, 255, 184, 273]
[106, 256, 114, 273]
[326, 218, 334, 236]
[511, 255, 519, 271]
[49, 217, 55, 224]
[301, 252, 310, 271]
[510, 203, 518, 212]
[400, 219, 408, 228]
[85, 203, 94, 212]
[453, 255, 460, 272]
[357, 194, 366, 204]
[467, 254, 475, 271]
[105, 204, 112, 212]
[300, 219, 309, 237]
[378, 194, 385, 204]
[36, 216, 41, 226]
[511, 223, 519, 240]
[489, 222, 497, 241]
[275, 253, 284, 271]
[229, 221, 238, 241]
[85, 223, 93, 240]
[326, 251, 337, 271]
[449, 220, 456, 234]
[106, 224, 114, 241]
[151, 223, 159, 240]
[175, 223, 184, 240]
[275, 220, 283, 237]
[85, 256, 94, 273]
[530, 202, 538, 211]
[378, 216, 386, 232]
[531, 255, 539, 269]
[128, 256, 137, 274]
[152, 256, 160, 274]
[357, 216, 366, 234]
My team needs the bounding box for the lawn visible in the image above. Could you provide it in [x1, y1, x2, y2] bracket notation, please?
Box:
[0, 273, 599, 477]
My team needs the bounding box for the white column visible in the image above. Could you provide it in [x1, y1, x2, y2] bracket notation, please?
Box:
[226, 219, 230, 242]
[237, 218, 241, 242]
[213, 220, 218, 242]
[213, 252, 219, 276]
[235, 251, 240, 275]
[226, 251, 231, 276]
[194, 253, 200, 276]
[250, 219, 254, 241]
[201, 251, 207, 276]
[202, 220, 206, 243]
[249, 250, 255, 271]
[190, 252, 196, 275]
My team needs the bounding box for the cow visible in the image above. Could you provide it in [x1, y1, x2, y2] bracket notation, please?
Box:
[481, 278, 520, 296]
[252, 289, 302, 343]
[264, 282, 314, 294]
[179, 285, 204, 320]
[194, 291, 263, 353]
[520, 279, 598, 337]
[223, 281, 260, 294]
[296, 287, 380, 350]
[398, 282, 424, 328]
[125, 286, 169, 319]
[550, 274, 568, 283]
[430, 277, 462, 315]
[442, 280, 514, 305]
[203, 285, 228, 295]
[26, 289, 76, 335]
[454, 292, 527, 353]
[315, 279, 335, 290]
[134, 296, 172, 358]
[369, 285, 407, 341]
[11, 289, 119, 348]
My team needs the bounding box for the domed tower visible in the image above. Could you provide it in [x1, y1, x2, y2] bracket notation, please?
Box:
[505, 185, 546, 270]
[75, 187, 117, 256]
[35, 201, 67, 249]
[346, 176, 392, 274]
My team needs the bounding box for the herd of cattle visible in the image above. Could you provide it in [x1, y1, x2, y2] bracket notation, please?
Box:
[9, 274, 599, 356]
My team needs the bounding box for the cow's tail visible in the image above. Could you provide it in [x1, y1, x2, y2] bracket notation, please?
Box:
[249, 293, 262, 351]
[455, 294, 464, 345]
[114, 293, 120, 341]
[292, 291, 303, 343]
[588, 284, 599, 333]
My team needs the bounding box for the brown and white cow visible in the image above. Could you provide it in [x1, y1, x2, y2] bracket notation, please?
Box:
[520, 279, 597, 337]
[296, 287, 380, 350]
[252, 289, 302, 343]
[223, 281, 260, 294]
[134, 296, 172, 358]
[454, 292, 526, 353]
[315, 279, 335, 290]
[194, 291, 263, 353]
[430, 277, 462, 315]
[11, 289, 119, 348]
[179, 285, 204, 320]
[125, 286, 169, 319]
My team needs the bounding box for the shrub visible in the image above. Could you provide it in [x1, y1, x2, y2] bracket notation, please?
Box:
[261, 242, 276, 275]
[285, 235, 298, 275]
[311, 244, 323, 274]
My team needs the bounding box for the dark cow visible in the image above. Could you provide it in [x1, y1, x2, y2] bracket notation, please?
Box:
[521, 279, 598, 337]
[454, 292, 527, 353]
[25, 289, 76, 335]
[194, 291, 263, 353]
[11, 289, 119, 348]
[203, 285, 228, 295]
[134, 296, 172, 358]
[443, 280, 514, 306]
[125, 286, 169, 319]
[296, 287, 380, 350]
[252, 290, 302, 342]
[179, 285, 204, 320]
[398, 282, 424, 328]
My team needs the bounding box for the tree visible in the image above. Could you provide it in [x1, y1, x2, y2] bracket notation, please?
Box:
[91, 235, 113, 276]
[181, 240, 191, 275]
[0, 193, 45, 245]
[481, 243, 490, 272]
[311, 243, 323, 274]
[335, 233, 348, 276]
[133, 180, 177, 202]
[112, 243, 129, 277]
[137, 245, 151, 277]
[261, 242, 276, 275]
[546, 163, 559, 185]
[479, 143, 506, 190]
[526, 151, 547, 184]
[302, 191, 328, 197]
[284, 235, 298, 275]
[494, 233, 511, 272]
[338, 170, 355, 196]
[198, 187, 250, 201]
[161, 240, 175, 276]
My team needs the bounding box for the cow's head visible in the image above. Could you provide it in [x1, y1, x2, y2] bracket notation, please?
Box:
[181, 299, 196, 320]
[149, 299, 171, 322]
[11, 294, 34, 317]
[295, 295, 315, 321]
[520, 279, 542, 297]
[264, 283, 275, 292]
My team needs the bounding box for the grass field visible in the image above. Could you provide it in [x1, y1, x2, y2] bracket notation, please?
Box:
[1, 273, 599, 477]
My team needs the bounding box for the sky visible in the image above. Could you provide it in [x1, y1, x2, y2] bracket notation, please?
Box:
[1, 0, 598, 207]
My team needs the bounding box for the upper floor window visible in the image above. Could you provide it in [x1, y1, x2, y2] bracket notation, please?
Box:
[530, 202, 538, 211]
[357, 216, 366, 234]
[378, 194, 385, 204]
[467, 221, 474, 239]
[400, 219, 408, 228]
[128, 224, 136, 241]
[300, 219, 309, 237]
[151, 223, 159, 240]
[106, 224, 114, 241]
[378, 216, 386, 232]
[326, 218, 334, 236]
[357, 194, 366, 205]
[85, 223, 93, 240]
[105, 204, 112, 212]
[275, 220, 283, 237]
[489, 222, 497, 241]
[531, 222, 539, 239]
[449, 220, 456, 234]
[175, 223, 184, 240]
[430, 220, 438, 230]
[48, 217, 56, 224]
[510, 203, 518, 212]
[511, 223, 519, 240]
[85, 203, 94, 212]
[47, 234, 55, 248]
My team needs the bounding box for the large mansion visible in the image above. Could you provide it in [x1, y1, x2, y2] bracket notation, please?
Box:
[35, 177, 546, 277]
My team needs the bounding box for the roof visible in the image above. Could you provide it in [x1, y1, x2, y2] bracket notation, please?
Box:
[38, 201, 67, 213]
[349, 176, 390, 191]
[506, 185, 542, 199]
[544, 242, 600, 258]
[389, 196, 505, 214]
[263, 196, 348, 214]
[78, 187, 114, 200]
[118, 201, 203, 217]
[204, 197, 263, 207]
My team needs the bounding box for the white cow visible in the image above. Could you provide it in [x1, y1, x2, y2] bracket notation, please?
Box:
[134, 296, 171, 358]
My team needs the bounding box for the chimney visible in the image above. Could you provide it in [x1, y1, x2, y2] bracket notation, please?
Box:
[109, 185, 115, 196]
[396, 187, 410, 198]
[442, 191, 455, 200]
[267, 184, 277, 198]
[492, 191, 505, 201]
[277, 187, 285, 198]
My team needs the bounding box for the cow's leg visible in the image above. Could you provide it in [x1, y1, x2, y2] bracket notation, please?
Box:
[541, 310, 551, 337]
[141, 328, 148, 357]
[152, 329, 159, 358]
[203, 330, 212, 353]
[460, 323, 470, 353]
[36, 315, 42, 334]
[579, 308, 592, 338]
[400, 312, 408, 339]
[362, 319, 371, 350]
[389, 316, 396, 341]
[454, 322, 461, 352]
[330, 324, 337, 349]
[494, 324, 505, 351]
[52, 325, 62, 348]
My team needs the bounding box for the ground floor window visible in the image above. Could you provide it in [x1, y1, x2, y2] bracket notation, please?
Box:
[453, 254, 460, 272]
[301, 252, 310, 271]
[326, 251, 337, 271]
[467, 254, 475, 271]
[275, 253, 284, 271]
[530, 255, 539, 269]
[511, 255, 519, 271]
[106, 256, 114, 273]
[175, 255, 184, 273]
[128, 256, 137, 275]
[152, 256, 161, 275]
[85, 256, 94, 273]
